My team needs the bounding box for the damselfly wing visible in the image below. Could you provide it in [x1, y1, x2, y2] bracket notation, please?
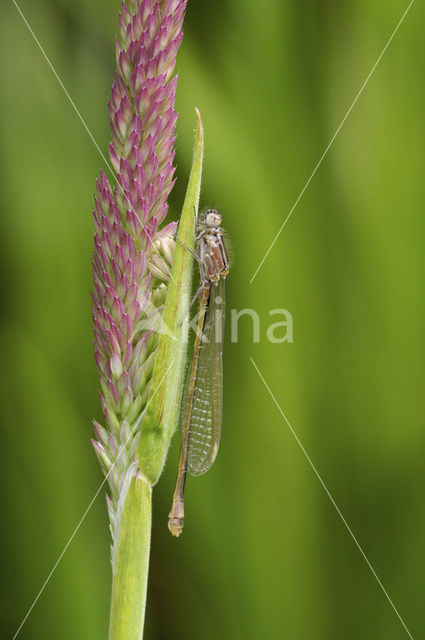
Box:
[186, 278, 225, 476]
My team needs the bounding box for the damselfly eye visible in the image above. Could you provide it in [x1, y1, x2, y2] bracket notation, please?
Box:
[205, 209, 222, 227]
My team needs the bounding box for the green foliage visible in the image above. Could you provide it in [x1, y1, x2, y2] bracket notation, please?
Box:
[138, 109, 203, 485]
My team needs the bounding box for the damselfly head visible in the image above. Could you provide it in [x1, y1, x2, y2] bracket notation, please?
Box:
[204, 209, 222, 227]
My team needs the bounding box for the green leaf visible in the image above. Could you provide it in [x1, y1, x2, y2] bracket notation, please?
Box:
[137, 108, 204, 484]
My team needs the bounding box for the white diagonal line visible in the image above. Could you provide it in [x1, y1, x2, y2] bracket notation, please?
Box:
[12, 0, 175, 283]
[250, 0, 415, 284]
[250, 356, 414, 640]
[12, 360, 174, 640]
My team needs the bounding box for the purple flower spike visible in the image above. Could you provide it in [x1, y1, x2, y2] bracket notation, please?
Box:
[92, 0, 186, 537]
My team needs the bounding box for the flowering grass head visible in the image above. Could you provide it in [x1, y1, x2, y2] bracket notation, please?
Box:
[89, 3, 207, 636]
[92, 0, 186, 544]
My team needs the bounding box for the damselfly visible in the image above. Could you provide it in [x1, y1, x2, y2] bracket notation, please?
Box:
[168, 209, 230, 537]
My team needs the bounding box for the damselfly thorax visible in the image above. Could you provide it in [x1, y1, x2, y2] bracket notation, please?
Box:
[197, 210, 229, 285]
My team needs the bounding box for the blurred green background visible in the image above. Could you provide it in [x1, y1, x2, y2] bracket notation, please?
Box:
[1, 0, 424, 638]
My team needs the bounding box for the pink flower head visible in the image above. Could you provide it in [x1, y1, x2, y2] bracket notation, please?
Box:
[92, 0, 186, 521]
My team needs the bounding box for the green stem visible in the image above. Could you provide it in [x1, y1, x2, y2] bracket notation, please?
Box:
[108, 473, 152, 640]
